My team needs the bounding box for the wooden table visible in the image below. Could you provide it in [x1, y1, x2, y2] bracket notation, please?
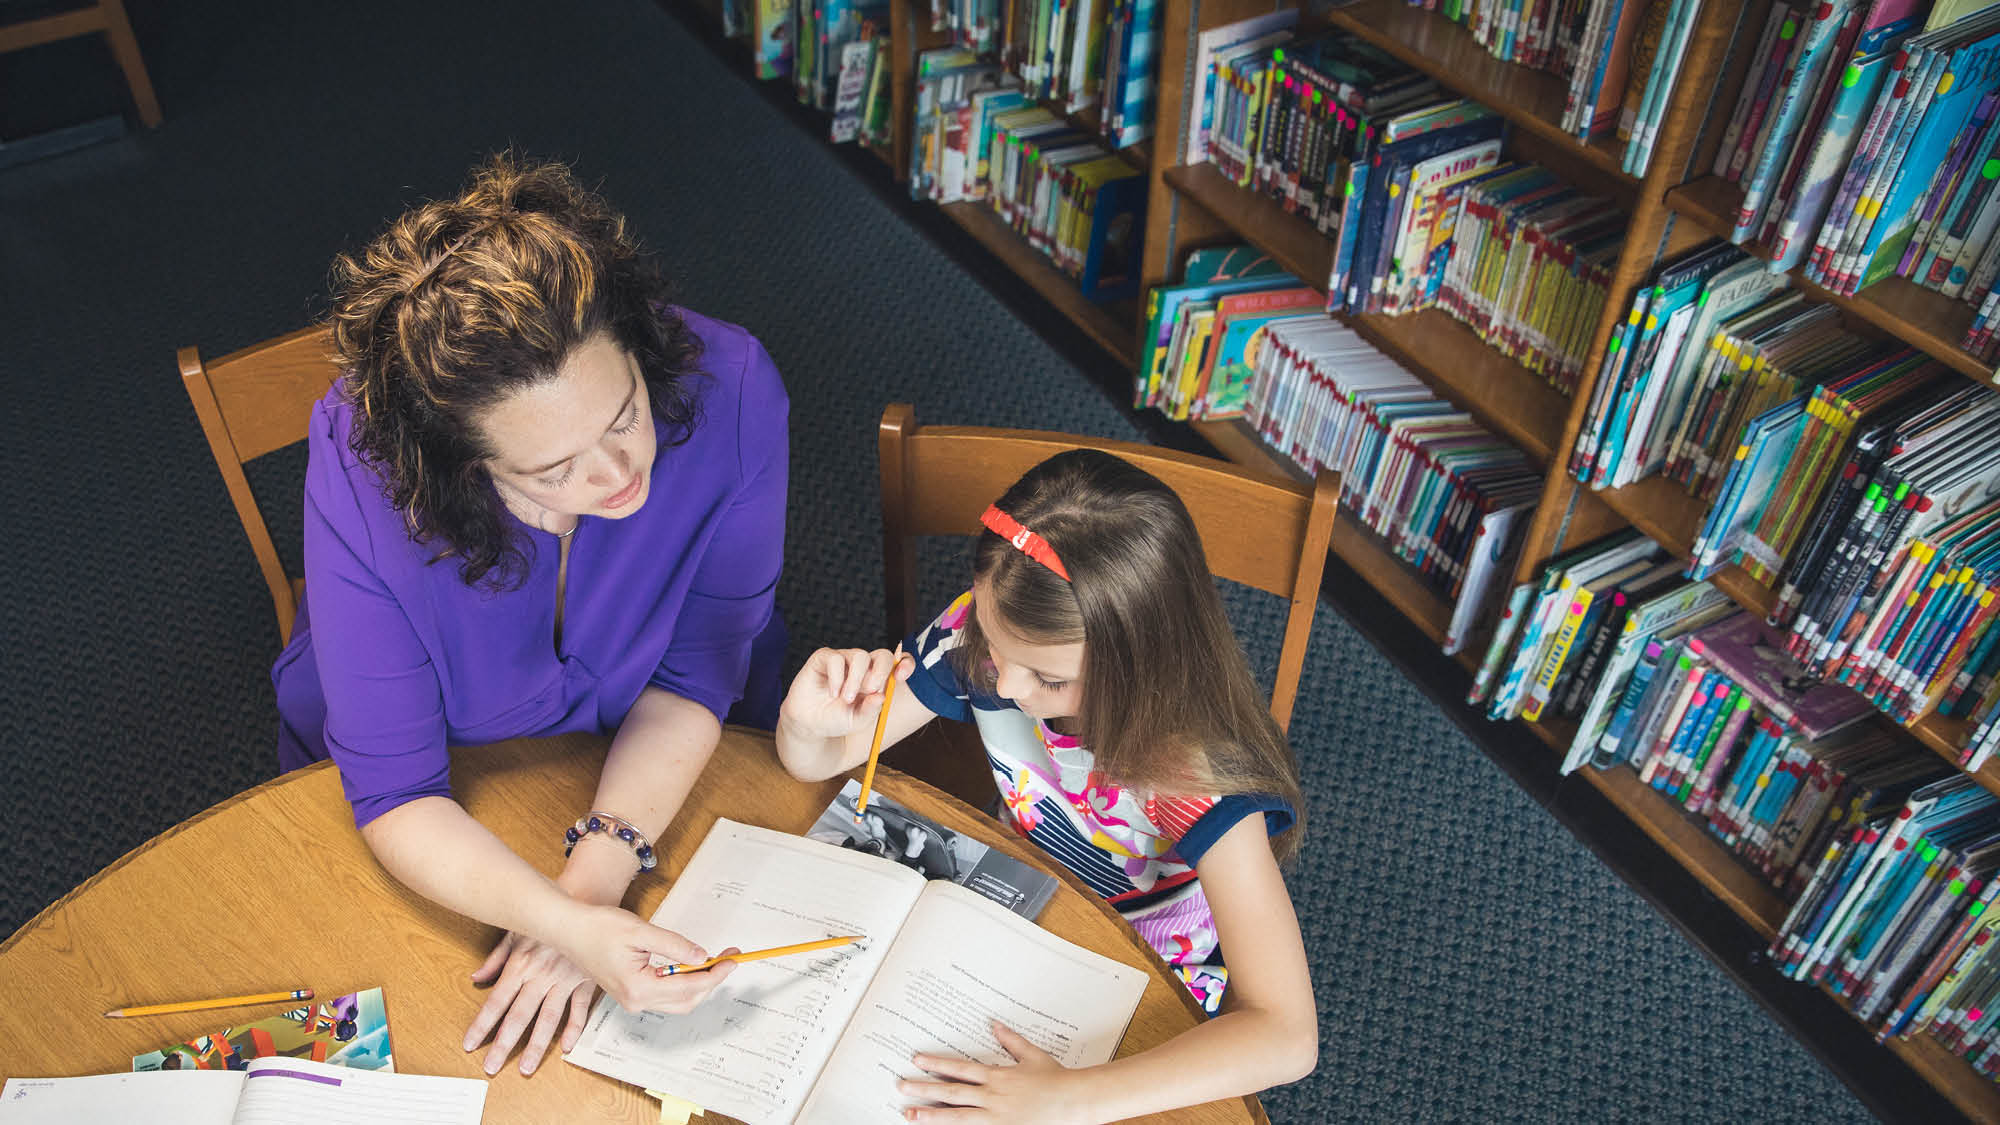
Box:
[0, 729, 1264, 1124]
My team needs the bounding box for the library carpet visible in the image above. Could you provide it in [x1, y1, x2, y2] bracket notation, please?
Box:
[0, 0, 1885, 1119]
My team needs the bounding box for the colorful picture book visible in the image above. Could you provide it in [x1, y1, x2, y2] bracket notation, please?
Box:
[132, 988, 394, 1073]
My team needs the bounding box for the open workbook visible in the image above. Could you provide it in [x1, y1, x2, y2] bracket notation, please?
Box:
[565, 818, 1148, 1124]
[0, 1056, 485, 1124]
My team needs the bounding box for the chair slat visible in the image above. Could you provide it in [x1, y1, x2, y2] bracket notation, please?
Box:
[208, 328, 340, 461]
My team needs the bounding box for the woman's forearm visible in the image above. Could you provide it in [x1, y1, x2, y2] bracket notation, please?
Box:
[560, 687, 723, 904]
[360, 796, 588, 941]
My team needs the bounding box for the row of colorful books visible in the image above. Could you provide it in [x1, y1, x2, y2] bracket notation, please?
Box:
[1587, 610, 1922, 898]
[1242, 313, 1542, 654]
[1715, 1, 2000, 310]
[1770, 773, 2000, 1068]
[1133, 247, 1543, 653]
[911, 49, 1146, 300]
[1412, 0, 1702, 173]
[930, 0, 1159, 148]
[1185, 16, 1623, 393]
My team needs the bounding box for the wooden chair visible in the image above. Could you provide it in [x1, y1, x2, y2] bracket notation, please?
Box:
[0, 0, 161, 127]
[877, 403, 1339, 807]
[178, 327, 341, 645]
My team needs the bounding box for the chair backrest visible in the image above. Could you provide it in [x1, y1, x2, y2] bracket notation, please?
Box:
[178, 326, 341, 644]
[878, 403, 1338, 733]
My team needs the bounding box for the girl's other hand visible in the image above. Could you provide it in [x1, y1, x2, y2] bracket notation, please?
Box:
[779, 647, 910, 740]
[463, 907, 735, 1076]
[898, 1021, 1092, 1123]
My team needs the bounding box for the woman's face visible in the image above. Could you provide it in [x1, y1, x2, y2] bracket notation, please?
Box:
[477, 333, 657, 521]
[972, 578, 1085, 721]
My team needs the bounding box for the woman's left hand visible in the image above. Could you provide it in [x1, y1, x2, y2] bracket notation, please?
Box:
[898, 1021, 1093, 1124]
[463, 931, 596, 1077]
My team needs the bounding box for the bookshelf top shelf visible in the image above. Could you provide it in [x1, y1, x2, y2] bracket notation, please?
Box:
[1321, 0, 1631, 184]
[1664, 175, 1997, 387]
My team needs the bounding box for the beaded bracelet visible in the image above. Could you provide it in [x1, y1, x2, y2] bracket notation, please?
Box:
[563, 810, 658, 872]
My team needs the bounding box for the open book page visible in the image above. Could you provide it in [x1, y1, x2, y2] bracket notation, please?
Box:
[226, 1056, 485, 1125]
[796, 880, 1149, 1123]
[565, 819, 929, 1123]
[0, 1070, 243, 1125]
[0, 1058, 484, 1125]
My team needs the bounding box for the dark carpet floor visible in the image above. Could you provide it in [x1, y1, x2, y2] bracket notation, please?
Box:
[0, 1, 1882, 1120]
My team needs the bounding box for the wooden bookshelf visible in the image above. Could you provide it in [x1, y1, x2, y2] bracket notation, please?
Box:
[1665, 175, 1995, 385]
[702, 0, 2000, 1114]
[937, 201, 1139, 367]
[1321, 0, 1630, 184]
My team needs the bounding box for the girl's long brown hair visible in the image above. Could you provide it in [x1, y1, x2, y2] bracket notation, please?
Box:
[328, 154, 702, 588]
[950, 450, 1305, 864]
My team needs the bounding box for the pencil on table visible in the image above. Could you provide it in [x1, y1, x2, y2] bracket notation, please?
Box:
[855, 644, 903, 818]
[657, 935, 864, 976]
[105, 988, 313, 1019]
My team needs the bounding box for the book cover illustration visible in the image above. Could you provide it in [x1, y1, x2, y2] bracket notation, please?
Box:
[132, 987, 393, 1073]
[808, 779, 1059, 920]
[1695, 612, 1873, 740]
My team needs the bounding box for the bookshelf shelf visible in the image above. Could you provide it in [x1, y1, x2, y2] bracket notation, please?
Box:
[937, 201, 1139, 367]
[1890, 1035, 2000, 1124]
[1321, 0, 1631, 185]
[1521, 720, 1787, 938]
[1195, 419, 1455, 646]
[1664, 175, 1995, 386]
[1161, 162, 1572, 467]
[1590, 476, 1781, 619]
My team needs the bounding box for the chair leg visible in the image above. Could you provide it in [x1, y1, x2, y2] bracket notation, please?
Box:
[97, 0, 160, 127]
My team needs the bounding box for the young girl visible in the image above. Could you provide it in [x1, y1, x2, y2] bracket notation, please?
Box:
[776, 449, 1318, 1122]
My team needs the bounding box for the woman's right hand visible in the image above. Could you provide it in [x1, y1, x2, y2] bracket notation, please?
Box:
[464, 904, 737, 1075]
[778, 647, 910, 740]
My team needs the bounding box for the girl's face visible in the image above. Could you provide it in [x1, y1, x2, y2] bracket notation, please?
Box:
[478, 333, 657, 523]
[972, 579, 1085, 721]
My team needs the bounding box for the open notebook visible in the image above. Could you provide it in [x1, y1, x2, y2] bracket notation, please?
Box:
[0, 1056, 485, 1124]
[565, 818, 1147, 1124]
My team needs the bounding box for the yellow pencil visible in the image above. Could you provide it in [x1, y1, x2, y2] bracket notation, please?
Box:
[855, 645, 903, 817]
[104, 988, 313, 1019]
[656, 935, 864, 976]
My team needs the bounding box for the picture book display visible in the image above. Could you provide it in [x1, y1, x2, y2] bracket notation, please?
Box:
[0, 1057, 484, 1125]
[564, 818, 1147, 1125]
[132, 988, 393, 1073]
[807, 778, 1059, 919]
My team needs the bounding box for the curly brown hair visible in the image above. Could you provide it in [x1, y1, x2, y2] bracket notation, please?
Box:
[328, 154, 702, 588]
[950, 450, 1305, 865]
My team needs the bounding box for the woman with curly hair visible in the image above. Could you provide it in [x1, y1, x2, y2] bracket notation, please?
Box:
[271, 156, 787, 1077]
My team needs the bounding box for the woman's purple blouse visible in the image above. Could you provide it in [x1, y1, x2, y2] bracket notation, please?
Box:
[272, 310, 788, 828]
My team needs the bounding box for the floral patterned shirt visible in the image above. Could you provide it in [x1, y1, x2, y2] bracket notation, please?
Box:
[903, 592, 1295, 1013]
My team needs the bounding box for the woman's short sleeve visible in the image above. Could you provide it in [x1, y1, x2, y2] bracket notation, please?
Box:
[647, 330, 789, 719]
[298, 402, 455, 827]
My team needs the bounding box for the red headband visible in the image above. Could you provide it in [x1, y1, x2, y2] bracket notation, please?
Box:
[980, 505, 1071, 582]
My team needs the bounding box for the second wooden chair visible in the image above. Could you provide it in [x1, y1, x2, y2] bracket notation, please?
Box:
[876, 403, 1339, 807]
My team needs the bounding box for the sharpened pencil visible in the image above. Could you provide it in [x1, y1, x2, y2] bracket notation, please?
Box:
[105, 988, 313, 1018]
[656, 935, 864, 976]
[855, 645, 903, 817]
